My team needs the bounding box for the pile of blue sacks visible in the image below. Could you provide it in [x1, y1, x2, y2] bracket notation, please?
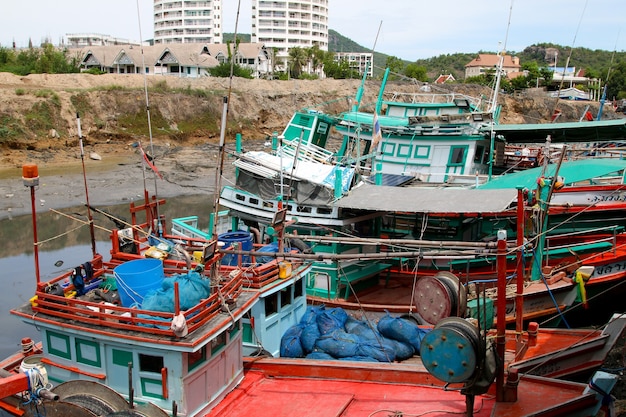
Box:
[280, 305, 431, 362]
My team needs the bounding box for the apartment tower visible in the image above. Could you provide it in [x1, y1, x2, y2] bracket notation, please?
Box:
[252, 0, 329, 69]
[153, 0, 223, 44]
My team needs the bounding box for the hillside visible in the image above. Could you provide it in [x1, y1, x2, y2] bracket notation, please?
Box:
[0, 72, 619, 174]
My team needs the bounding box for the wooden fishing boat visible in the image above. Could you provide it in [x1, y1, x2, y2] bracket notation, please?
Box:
[219, 131, 626, 327]
[1, 238, 623, 417]
[0, 170, 624, 417]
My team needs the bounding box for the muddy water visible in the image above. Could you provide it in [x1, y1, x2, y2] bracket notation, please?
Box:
[0, 194, 214, 359]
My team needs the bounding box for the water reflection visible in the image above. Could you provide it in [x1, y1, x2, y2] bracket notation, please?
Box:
[0, 194, 214, 360]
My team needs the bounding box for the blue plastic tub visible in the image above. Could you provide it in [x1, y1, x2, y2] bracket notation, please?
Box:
[114, 258, 165, 307]
[219, 231, 253, 266]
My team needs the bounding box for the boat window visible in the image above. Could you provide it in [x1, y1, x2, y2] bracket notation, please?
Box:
[474, 145, 485, 163]
[211, 333, 226, 355]
[229, 321, 240, 339]
[46, 331, 71, 360]
[294, 280, 303, 299]
[414, 145, 430, 159]
[139, 354, 164, 374]
[397, 144, 412, 158]
[280, 286, 292, 307]
[265, 292, 278, 316]
[76, 339, 102, 367]
[112, 349, 133, 367]
[450, 147, 466, 164]
[188, 346, 207, 371]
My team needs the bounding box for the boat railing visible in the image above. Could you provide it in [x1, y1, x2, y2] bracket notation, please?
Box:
[385, 91, 489, 112]
[544, 226, 622, 259]
[279, 136, 336, 164]
[171, 216, 212, 241]
[29, 255, 245, 338]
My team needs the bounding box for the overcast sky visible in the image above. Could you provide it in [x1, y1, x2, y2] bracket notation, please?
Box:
[1, 0, 624, 61]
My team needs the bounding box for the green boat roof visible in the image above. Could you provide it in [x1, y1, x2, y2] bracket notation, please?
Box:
[483, 118, 626, 143]
[340, 112, 409, 127]
[478, 159, 626, 189]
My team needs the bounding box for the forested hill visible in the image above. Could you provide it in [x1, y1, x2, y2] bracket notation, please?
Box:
[226, 30, 623, 82]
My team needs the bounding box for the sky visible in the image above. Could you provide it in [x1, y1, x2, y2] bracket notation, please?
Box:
[1, 0, 624, 61]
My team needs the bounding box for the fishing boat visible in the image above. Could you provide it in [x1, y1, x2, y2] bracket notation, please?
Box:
[1, 187, 623, 416]
[216, 127, 626, 329]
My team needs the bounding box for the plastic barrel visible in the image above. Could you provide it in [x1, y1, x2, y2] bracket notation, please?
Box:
[219, 231, 253, 266]
[114, 258, 164, 307]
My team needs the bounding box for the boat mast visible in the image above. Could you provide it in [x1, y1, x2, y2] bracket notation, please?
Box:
[212, 0, 241, 240]
[487, 1, 513, 180]
[76, 113, 97, 256]
[597, 33, 618, 121]
[136, 0, 161, 234]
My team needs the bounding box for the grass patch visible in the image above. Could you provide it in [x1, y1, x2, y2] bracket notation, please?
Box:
[117, 107, 171, 136]
[25, 101, 61, 134]
[0, 114, 25, 140]
[101, 85, 127, 91]
[70, 93, 93, 119]
[34, 89, 60, 106]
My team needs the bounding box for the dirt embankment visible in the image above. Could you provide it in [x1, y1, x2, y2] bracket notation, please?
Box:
[0, 72, 618, 219]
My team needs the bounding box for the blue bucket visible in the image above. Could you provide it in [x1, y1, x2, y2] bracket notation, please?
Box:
[114, 258, 165, 307]
[219, 231, 253, 266]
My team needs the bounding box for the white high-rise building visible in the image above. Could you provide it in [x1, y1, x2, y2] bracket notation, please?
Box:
[252, 0, 329, 70]
[153, 1, 223, 44]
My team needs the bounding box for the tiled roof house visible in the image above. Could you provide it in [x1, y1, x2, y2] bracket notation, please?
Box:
[464, 54, 521, 79]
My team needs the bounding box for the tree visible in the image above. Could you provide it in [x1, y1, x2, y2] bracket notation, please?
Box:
[322, 57, 358, 79]
[306, 44, 326, 76]
[606, 61, 626, 100]
[404, 63, 428, 82]
[288, 47, 308, 79]
[384, 56, 404, 80]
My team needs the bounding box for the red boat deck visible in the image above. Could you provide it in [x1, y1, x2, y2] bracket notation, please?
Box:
[205, 359, 597, 417]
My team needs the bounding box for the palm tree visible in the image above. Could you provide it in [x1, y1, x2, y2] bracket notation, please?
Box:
[288, 47, 308, 79]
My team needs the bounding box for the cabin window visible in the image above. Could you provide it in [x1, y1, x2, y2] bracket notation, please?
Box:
[397, 144, 412, 158]
[318, 207, 332, 215]
[229, 321, 240, 339]
[188, 346, 207, 371]
[112, 349, 133, 367]
[140, 377, 164, 400]
[265, 292, 278, 317]
[139, 353, 164, 374]
[414, 146, 430, 159]
[242, 321, 253, 344]
[280, 286, 292, 308]
[46, 331, 71, 360]
[75, 339, 102, 367]
[294, 279, 304, 299]
[474, 145, 485, 163]
[317, 122, 328, 134]
[449, 146, 468, 165]
[211, 333, 226, 355]
[381, 142, 395, 157]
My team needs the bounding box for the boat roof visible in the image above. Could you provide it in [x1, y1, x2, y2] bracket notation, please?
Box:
[484, 118, 626, 144]
[478, 159, 626, 190]
[334, 184, 517, 213]
[339, 111, 409, 127]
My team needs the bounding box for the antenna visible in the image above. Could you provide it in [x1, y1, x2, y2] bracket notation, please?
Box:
[550, 0, 589, 121]
[135, 0, 161, 229]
